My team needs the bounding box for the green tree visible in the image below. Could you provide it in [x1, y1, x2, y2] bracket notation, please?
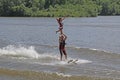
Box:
[0, 0, 120, 17]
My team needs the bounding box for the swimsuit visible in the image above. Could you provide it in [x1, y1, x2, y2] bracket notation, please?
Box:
[59, 22, 63, 29]
[59, 40, 66, 50]
[59, 34, 66, 49]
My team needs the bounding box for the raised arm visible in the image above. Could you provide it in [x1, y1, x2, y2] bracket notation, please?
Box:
[56, 17, 65, 22]
[63, 34, 67, 40]
[62, 17, 65, 21]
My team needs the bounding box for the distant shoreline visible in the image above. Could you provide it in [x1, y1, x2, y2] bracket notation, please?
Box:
[0, 15, 119, 18]
[0, 0, 120, 17]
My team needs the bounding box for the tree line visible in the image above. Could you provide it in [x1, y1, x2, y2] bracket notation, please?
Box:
[0, 0, 120, 17]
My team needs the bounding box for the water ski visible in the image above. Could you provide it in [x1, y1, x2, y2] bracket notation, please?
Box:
[67, 59, 78, 64]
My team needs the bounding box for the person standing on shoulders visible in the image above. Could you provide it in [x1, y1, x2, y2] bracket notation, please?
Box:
[56, 17, 65, 34]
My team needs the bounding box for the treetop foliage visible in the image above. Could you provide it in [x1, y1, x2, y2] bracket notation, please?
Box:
[0, 0, 120, 17]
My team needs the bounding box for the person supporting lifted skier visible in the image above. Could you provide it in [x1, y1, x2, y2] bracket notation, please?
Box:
[59, 30, 67, 61]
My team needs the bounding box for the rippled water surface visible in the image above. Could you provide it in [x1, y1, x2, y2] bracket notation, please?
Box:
[0, 16, 120, 80]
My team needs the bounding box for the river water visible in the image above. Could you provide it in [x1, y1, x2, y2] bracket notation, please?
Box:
[0, 16, 120, 80]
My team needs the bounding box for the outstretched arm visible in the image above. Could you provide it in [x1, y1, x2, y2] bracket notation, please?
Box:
[62, 17, 65, 21]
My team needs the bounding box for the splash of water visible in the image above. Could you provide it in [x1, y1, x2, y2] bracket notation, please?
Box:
[0, 45, 39, 58]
